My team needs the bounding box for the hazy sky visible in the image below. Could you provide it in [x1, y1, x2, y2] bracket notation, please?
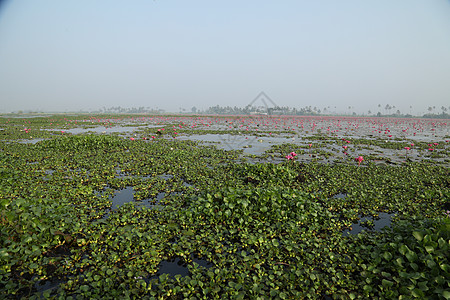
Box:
[1, 1, 450, 114]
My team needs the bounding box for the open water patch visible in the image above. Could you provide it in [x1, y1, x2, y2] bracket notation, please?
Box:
[332, 192, 347, 199]
[34, 277, 64, 297]
[103, 187, 167, 217]
[136, 192, 165, 209]
[18, 138, 48, 144]
[343, 212, 395, 235]
[46, 125, 159, 135]
[115, 168, 128, 178]
[150, 255, 213, 280]
[111, 186, 135, 210]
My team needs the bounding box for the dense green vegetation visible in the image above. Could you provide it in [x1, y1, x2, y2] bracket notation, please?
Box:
[0, 115, 449, 299]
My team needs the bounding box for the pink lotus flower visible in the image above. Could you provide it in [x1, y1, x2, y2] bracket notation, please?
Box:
[130, 137, 135, 141]
[343, 146, 348, 150]
[285, 155, 294, 160]
[355, 156, 364, 166]
[290, 152, 297, 157]
[404, 147, 410, 150]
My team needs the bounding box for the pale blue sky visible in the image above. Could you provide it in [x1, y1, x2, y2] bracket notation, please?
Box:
[1, 0, 449, 114]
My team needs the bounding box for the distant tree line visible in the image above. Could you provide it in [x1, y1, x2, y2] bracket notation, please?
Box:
[95, 106, 164, 114]
[422, 106, 449, 119]
[203, 105, 321, 116]
[12, 104, 448, 118]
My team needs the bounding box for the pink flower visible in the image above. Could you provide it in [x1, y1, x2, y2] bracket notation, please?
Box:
[290, 152, 297, 157]
[285, 155, 294, 160]
[343, 146, 348, 150]
[355, 156, 364, 166]
[404, 147, 410, 150]
[130, 137, 135, 141]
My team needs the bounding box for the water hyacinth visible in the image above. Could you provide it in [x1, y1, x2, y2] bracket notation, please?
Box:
[0, 113, 448, 299]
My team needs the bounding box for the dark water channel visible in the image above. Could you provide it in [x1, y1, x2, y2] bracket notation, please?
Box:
[34, 278, 64, 296]
[150, 256, 213, 280]
[343, 212, 394, 235]
[111, 186, 135, 209]
[331, 193, 395, 235]
[102, 186, 165, 219]
[110, 187, 167, 210]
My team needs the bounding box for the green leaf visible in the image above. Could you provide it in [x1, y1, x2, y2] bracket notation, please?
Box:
[437, 237, 446, 249]
[440, 264, 450, 273]
[80, 285, 89, 292]
[383, 252, 392, 261]
[363, 285, 372, 293]
[411, 288, 424, 298]
[382, 279, 394, 288]
[426, 259, 436, 269]
[405, 251, 417, 262]
[0, 249, 9, 258]
[424, 245, 434, 254]
[399, 244, 408, 255]
[29, 263, 38, 269]
[417, 281, 428, 292]
[412, 231, 423, 241]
